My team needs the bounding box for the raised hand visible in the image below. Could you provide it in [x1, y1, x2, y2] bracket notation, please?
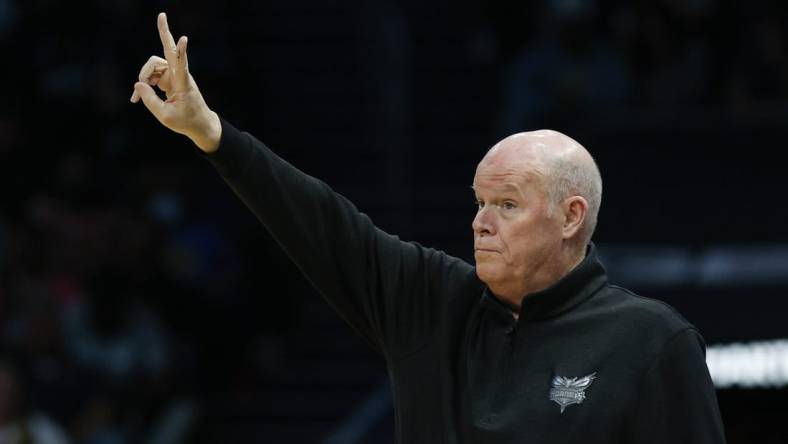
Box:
[130, 13, 221, 153]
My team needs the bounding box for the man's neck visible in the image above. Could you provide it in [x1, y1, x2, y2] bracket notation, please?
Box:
[491, 248, 586, 316]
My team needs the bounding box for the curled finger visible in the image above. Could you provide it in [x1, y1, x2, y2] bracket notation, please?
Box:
[131, 56, 168, 103]
[138, 56, 168, 83]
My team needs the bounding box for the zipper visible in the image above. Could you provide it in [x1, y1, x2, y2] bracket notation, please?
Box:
[485, 319, 517, 425]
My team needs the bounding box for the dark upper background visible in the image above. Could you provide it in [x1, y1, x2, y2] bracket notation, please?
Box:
[1, 0, 786, 442]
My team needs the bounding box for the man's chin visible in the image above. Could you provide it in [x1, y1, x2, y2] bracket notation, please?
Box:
[474, 263, 502, 285]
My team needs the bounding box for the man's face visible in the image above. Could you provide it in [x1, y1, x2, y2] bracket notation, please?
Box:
[472, 156, 564, 293]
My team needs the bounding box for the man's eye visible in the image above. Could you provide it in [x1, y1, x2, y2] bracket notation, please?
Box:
[475, 200, 485, 208]
[502, 202, 516, 210]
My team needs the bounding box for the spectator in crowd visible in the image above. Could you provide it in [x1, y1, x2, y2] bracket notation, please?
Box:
[0, 358, 71, 444]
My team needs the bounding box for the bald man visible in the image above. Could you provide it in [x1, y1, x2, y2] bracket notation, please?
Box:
[472, 130, 602, 316]
[132, 13, 726, 444]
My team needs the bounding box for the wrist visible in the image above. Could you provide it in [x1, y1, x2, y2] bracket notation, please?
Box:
[192, 110, 222, 153]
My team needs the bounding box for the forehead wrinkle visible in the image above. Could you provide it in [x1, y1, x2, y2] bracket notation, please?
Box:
[472, 181, 522, 193]
[478, 151, 547, 180]
[474, 163, 544, 188]
[472, 174, 533, 202]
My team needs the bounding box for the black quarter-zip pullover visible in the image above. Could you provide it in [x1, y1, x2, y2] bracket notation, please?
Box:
[201, 119, 726, 444]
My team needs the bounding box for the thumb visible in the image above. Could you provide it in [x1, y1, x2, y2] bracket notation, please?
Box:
[134, 82, 167, 122]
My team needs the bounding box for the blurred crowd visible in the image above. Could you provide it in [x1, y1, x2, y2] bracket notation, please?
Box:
[491, 0, 788, 133]
[1, 0, 788, 442]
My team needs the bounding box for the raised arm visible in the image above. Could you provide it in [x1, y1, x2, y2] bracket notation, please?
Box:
[130, 13, 479, 358]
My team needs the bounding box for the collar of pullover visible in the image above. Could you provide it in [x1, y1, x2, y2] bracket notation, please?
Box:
[481, 243, 608, 322]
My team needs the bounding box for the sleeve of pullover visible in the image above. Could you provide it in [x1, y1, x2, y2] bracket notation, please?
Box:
[630, 328, 727, 443]
[199, 118, 479, 359]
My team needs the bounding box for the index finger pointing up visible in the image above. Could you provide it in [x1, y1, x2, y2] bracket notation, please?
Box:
[158, 13, 178, 66]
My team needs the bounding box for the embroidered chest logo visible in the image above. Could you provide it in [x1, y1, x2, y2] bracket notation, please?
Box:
[549, 373, 597, 413]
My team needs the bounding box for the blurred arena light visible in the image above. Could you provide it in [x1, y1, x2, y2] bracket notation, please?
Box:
[599, 245, 788, 288]
[707, 339, 788, 388]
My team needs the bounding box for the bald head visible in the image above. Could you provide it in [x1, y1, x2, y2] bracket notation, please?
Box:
[479, 129, 602, 246]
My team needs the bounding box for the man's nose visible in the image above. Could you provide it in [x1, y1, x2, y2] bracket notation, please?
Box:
[472, 207, 496, 236]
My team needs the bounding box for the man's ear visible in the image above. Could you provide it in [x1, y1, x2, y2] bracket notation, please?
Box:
[561, 196, 588, 240]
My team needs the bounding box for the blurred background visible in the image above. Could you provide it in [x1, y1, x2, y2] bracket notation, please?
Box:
[1, 0, 787, 442]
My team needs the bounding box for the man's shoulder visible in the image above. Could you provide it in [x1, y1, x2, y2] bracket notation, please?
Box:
[593, 284, 696, 337]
